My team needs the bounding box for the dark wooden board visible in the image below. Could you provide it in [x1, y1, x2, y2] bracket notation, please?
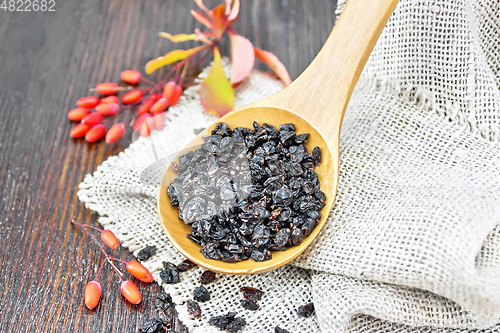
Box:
[0, 0, 336, 332]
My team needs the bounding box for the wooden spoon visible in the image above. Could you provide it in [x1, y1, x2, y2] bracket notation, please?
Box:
[158, 0, 399, 274]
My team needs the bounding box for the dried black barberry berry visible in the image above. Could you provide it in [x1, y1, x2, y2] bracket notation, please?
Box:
[160, 262, 180, 284]
[209, 311, 237, 329]
[167, 122, 325, 262]
[193, 285, 210, 302]
[137, 245, 156, 261]
[226, 317, 247, 333]
[199, 270, 216, 284]
[140, 318, 166, 333]
[187, 299, 202, 318]
[275, 326, 290, 333]
[240, 299, 259, 310]
[240, 287, 264, 302]
[155, 292, 173, 310]
[297, 302, 315, 318]
[312, 146, 321, 166]
[209, 312, 246, 332]
[177, 259, 197, 272]
[291, 227, 303, 246]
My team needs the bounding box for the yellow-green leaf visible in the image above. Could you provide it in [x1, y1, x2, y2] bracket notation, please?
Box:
[199, 48, 234, 117]
[145, 45, 207, 75]
[158, 32, 197, 43]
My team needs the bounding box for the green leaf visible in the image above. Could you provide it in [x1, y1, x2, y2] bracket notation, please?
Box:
[199, 48, 234, 117]
[145, 45, 207, 75]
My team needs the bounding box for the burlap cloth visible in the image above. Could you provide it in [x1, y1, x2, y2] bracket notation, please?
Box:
[77, 0, 500, 332]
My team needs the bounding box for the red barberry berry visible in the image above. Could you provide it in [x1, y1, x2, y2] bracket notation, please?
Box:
[126, 260, 151, 280]
[70, 123, 91, 138]
[151, 97, 169, 114]
[150, 93, 161, 103]
[120, 70, 142, 85]
[137, 94, 161, 115]
[139, 117, 155, 137]
[77, 96, 100, 109]
[138, 274, 154, 283]
[84, 281, 102, 309]
[137, 98, 154, 115]
[96, 102, 120, 116]
[105, 123, 125, 144]
[82, 112, 104, 127]
[101, 95, 120, 104]
[96, 82, 119, 95]
[120, 281, 142, 304]
[68, 108, 90, 121]
[121, 89, 143, 105]
[132, 113, 152, 130]
[153, 112, 166, 131]
[163, 81, 182, 106]
[85, 124, 107, 143]
[101, 230, 120, 249]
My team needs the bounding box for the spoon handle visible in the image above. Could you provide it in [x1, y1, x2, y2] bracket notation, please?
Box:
[250, 0, 399, 146]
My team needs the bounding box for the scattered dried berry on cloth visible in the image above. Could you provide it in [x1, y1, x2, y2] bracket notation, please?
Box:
[297, 302, 315, 318]
[160, 262, 180, 284]
[209, 312, 246, 332]
[240, 287, 264, 302]
[199, 270, 217, 284]
[187, 299, 202, 318]
[137, 245, 157, 261]
[177, 259, 197, 272]
[193, 285, 211, 302]
[167, 122, 325, 262]
[240, 299, 259, 310]
[275, 326, 290, 333]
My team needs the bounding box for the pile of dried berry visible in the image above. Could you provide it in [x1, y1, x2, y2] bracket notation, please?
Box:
[167, 122, 325, 262]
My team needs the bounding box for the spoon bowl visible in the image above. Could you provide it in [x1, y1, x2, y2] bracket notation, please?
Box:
[158, 107, 335, 274]
[158, 0, 399, 274]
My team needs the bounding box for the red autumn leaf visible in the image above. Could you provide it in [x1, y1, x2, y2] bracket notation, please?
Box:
[254, 47, 291, 85]
[210, 4, 227, 31]
[194, 0, 211, 17]
[199, 47, 234, 117]
[225, 0, 232, 16]
[194, 28, 217, 44]
[191, 10, 215, 30]
[227, 0, 240, 22]
[228, 32, 255, 85]
[195, 28, 217, 41]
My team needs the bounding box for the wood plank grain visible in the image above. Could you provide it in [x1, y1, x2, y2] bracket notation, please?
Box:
[0, 0, 336, 332]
